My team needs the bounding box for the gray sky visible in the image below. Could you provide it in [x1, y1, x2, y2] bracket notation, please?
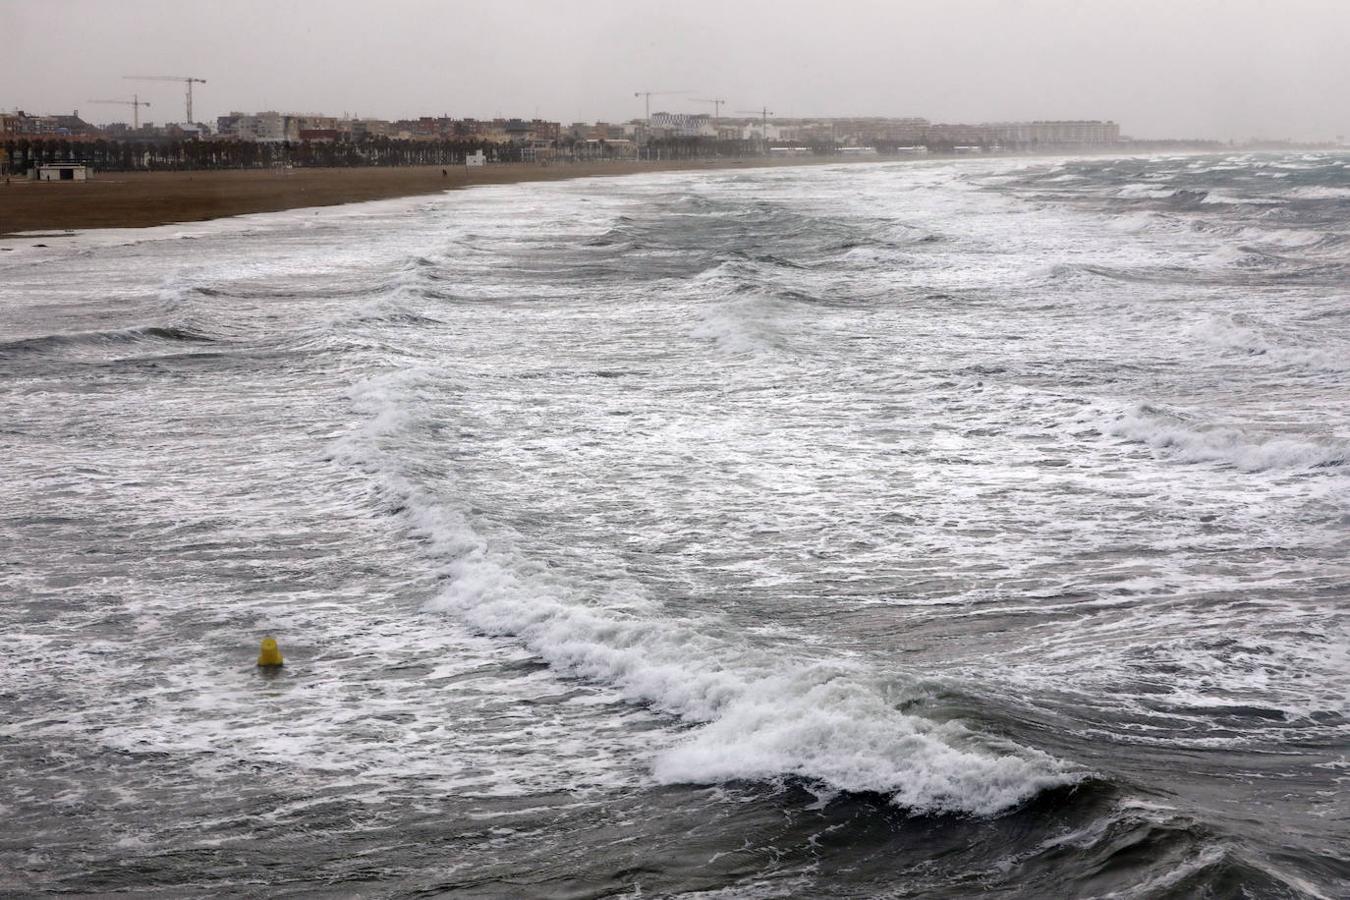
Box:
[4, 0, 1348, 141]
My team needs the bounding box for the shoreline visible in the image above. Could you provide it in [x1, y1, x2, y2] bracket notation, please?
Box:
[0, 157, 865, 238]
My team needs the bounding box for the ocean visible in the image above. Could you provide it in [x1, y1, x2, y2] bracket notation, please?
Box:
[1, 153, 1346, 898]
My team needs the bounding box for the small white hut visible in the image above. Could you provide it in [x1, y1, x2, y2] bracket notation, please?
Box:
[34, 163, 93, 182]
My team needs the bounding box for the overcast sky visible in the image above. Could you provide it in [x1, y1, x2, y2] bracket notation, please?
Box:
[4, 0, 1347, 141]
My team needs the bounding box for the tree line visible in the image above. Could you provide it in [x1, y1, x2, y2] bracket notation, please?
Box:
[5, 133, 1193, 175]
[1, 134, 816, 173]
[2, 136, 517, 173]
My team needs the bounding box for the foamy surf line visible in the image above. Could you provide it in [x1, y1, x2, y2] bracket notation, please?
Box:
[1092, 403, 1348, 473]
[330, 368, 1079, 816]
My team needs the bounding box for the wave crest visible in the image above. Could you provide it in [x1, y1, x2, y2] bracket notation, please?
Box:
[338, 370, 1078, 816]
[1099, 404, 1347, 473]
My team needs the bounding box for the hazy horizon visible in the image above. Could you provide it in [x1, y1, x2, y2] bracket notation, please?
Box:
[5, 0, 1349, 142]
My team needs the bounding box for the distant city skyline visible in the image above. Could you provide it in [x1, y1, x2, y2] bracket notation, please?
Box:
[4, 0, 1348, 142]
[6, 107, 1145, 156]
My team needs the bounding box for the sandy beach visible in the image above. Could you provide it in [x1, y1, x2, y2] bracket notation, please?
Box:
[0, 158, 838, 237]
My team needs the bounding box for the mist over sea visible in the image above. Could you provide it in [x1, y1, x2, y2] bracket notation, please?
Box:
[2, 154, 1347, 898]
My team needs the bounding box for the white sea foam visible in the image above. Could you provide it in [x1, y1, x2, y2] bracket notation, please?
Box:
[684, 262, 792, 354]
[1201, 193, 1283, 206]
[336, 370, 1078, 816]
[1103, 210, 1186, 234]
[651, 674, 1070, 815]
[1115, 184, 1178, 200]
[1232, 226, 1326, 248]
[1189, 315, 1349, 373]
[690, 298, 786, 355]
[1285, 185, 1350, 201]
[1098, 404, 1347, 472]
[5, 151, 1347, 892]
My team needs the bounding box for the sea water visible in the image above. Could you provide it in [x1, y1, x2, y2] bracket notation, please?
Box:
[1, 154, 1346, 897]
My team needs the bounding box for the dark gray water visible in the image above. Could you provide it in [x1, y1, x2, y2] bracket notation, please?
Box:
[1, 153, 1347, 898]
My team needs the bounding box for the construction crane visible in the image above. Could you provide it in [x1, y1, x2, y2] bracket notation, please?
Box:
[125, 75, 207, 123]
[633, 90, 691, 125]
[87, 95, 150, 129]
[692, 98, 726, 127]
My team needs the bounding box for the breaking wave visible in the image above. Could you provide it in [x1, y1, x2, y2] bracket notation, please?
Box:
[1189, 315, 1350, 374]
[1096, 403, 1347, 473]
[332, 370, 1079, 816]
[0, 324, 215, 356]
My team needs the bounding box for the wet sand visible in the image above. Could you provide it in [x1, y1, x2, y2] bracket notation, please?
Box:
[0, 159, 835, 237]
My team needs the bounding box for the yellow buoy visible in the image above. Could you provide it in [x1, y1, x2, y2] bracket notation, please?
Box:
[257, 636, 284, 668]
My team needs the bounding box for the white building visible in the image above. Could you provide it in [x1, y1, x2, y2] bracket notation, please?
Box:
[227, 110, 290, 142]
[34, 163, 92, 181]
[986, 120, 1121, 146]
[648, 112, 716, 138]
[741, 122, 784, 142]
